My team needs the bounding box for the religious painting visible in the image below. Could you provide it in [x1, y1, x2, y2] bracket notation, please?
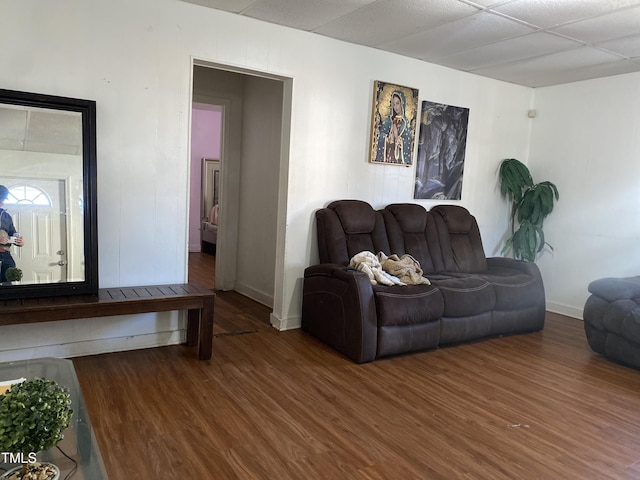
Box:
[414, 100, 469, 200]
[369, 81, 419, 165]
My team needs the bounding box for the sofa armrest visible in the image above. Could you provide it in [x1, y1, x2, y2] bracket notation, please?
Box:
[486, 256, 541, 277]
[302, 263, 378, 363]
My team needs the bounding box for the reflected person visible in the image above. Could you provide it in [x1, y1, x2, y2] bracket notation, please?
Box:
[0, 186, 24, 282]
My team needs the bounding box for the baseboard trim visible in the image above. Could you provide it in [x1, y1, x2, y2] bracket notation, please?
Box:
[0, 330, 185, 363]
[547, 301, 583, 320]
[270, 312, 301, 331]
[234, 281, 274, 309]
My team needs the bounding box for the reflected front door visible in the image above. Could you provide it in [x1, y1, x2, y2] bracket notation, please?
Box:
[10, 179, 67, 283]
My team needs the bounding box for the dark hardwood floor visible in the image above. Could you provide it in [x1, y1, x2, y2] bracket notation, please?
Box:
[188, 250, 264, 337]
[188, 251, 216, 290]
[73, 306, 640, 480]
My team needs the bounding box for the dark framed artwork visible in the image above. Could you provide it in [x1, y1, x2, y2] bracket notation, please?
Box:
[369, 81, 419, 165]
[414, 100, 469, 200]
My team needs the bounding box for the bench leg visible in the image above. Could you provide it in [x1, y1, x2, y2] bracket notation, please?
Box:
[186, 309, 199, 347]
[199, 297, 214, 360]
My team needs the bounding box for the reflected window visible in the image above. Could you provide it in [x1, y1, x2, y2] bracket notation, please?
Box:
[4, 185, 51, 206]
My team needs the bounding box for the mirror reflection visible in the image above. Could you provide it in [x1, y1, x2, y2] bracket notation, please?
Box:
[0, 103, 85, 285]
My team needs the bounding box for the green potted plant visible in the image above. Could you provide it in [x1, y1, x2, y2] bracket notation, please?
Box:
[498, 158, 559, 262]
[4, 268, 22, 283]
[0, 378, 73, 480]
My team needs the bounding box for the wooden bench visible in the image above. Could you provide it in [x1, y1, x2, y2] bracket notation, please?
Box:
[0, 283, 215, 360]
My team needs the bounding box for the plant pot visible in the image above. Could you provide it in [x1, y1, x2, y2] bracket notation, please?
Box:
[0, 463, 60, 480]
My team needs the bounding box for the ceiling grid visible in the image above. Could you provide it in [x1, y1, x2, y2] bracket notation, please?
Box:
[182, 0, 640, 87]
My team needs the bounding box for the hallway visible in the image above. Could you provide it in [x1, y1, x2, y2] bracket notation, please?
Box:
[188, 251, 215, 290]
[188, 251, 269, 336]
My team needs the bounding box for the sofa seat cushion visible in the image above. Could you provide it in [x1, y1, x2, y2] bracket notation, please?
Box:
[377, 322, 440, 358]
[373, 284, 443, 327]
[480, 266, 542, 310]
[440, 312, 493, 345]
[429, 275, 495, 317]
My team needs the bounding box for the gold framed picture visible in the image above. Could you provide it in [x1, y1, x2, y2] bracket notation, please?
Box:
[369, 80, 419, 165]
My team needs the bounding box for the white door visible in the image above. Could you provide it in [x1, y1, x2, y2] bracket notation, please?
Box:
[9, 179, 67, 283]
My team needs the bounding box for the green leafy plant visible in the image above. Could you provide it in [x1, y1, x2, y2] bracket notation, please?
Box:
[0, 378, 73, 478]
[4, 268, 22, 282]
[498, 158, 559, 262]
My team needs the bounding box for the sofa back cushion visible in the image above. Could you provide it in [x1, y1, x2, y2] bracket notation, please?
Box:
[316, 200, 390, 265]
[430, 205, 488, 273]
[315, 201, 488, 273]
[382, 203, 445, 273]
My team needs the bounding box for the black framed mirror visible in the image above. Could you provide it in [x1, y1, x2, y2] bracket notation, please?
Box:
[0, 89, 98, 299]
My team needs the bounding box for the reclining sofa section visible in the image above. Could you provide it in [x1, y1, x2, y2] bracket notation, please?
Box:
[302, 200, 546, 363]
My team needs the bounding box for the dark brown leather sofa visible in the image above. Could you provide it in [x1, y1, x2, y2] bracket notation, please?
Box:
[302, 200, 546, 363]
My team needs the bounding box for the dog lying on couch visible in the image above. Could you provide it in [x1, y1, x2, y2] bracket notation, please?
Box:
[302, 200, 546, 363]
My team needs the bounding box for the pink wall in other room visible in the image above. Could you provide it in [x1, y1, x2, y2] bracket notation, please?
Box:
[189, 103, 222, 252]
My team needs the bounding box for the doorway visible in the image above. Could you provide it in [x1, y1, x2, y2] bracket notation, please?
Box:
[188, 62, 291, 318]
[188, 102, 222, 291]
[5, 179, 70, 283]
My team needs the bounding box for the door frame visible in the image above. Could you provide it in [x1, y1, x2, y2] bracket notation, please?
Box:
[188, 58, 293, 326]
[190, 95, 237, 291]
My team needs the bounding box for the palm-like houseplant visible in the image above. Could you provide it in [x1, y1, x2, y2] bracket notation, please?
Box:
[498, 158, 559, 262]
[0, 378, 73, 480]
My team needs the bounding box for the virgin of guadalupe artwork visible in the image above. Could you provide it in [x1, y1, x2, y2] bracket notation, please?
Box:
[369, 81, 419, 165]
[414, 100, 469, 200]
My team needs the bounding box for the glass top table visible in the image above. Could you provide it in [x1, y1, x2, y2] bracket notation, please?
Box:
[0, 357, 108, 479]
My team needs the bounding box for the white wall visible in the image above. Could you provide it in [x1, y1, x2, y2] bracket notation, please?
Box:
[235, 76, 282, 308]
[0, 0, 534, 359]
[530, 72, 640, 319]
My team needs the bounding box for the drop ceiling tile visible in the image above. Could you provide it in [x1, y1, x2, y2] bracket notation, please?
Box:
[25, 141, 80, 156]
[436, 31, 582, 71]
[180, 0, 258, 13]
[243, 0, 375, 31]
[466, 0, 519, 6]
[492, 0, 640, 28]
[315, 0, 480, 47]
[551, 6, 640, 43]
[473, 46, 625, 86]
[515, 59, 640, 87]
[0, 108, 27, 145]
[27, 111, 82, 147]
[182, 0, 640, 86]
[568, 57, 640, 78]
[596, 34, 640, 57]
[381, 11, 535, 60]
[0, 139, 23, 151]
